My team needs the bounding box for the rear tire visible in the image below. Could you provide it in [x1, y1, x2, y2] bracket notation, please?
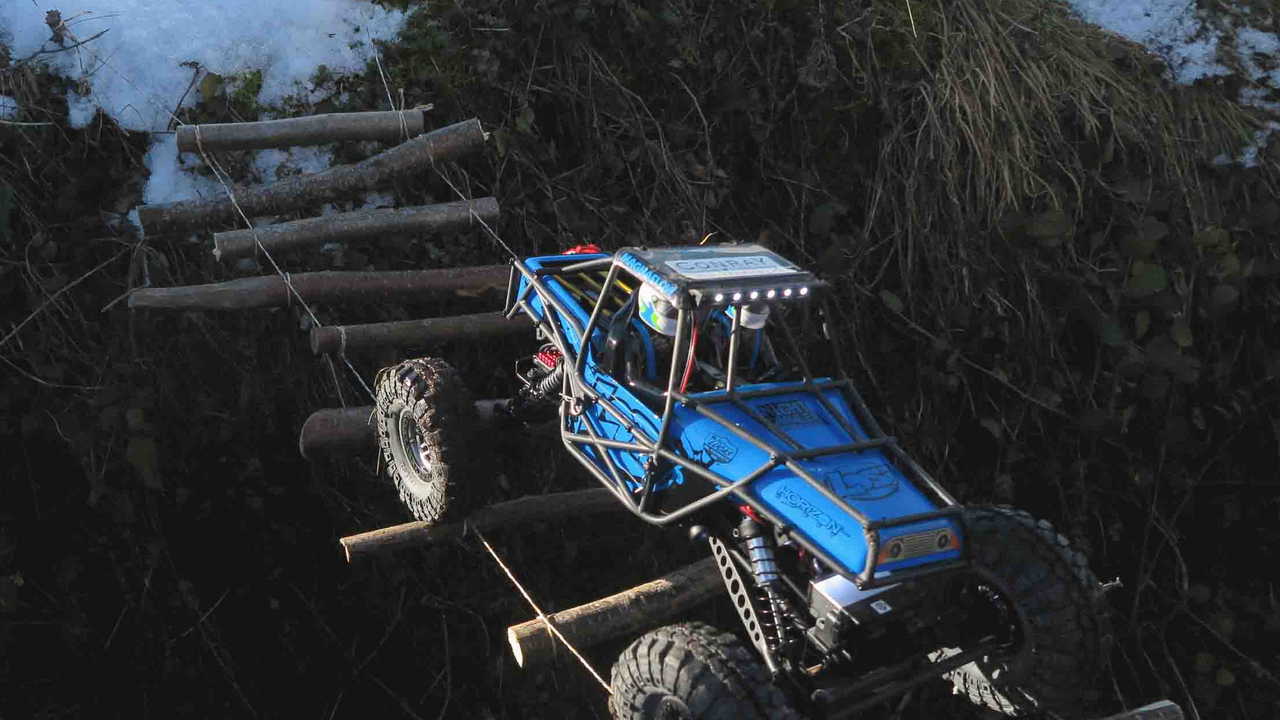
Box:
[610, 622, 799, 720]
[374, 357, 482, 523]
[940, 507, 1113, 717]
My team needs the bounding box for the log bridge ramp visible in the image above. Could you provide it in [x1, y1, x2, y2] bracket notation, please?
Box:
[129, 111, 1183, 719]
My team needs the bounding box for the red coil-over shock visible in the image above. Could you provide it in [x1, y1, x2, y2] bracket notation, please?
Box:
[533, 346, 562, 373]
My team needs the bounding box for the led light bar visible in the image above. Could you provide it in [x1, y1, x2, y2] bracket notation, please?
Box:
[696, 285, 811, 305]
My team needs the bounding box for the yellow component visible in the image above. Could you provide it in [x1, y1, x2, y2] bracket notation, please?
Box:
[554, 276, 597, 307]
[575, 272, 633, 310]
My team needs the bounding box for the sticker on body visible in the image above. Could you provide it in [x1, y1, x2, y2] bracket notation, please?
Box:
[665, 255, 799, 280]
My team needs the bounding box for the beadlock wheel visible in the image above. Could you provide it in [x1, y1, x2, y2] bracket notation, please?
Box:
[936, 506, 1114, 718]
[374, 357, 483, 524]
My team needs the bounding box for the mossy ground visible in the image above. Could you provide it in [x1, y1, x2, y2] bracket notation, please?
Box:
[2, 1, 1279, 718]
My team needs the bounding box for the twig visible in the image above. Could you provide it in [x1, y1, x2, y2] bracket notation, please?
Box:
[1184, 608, 1280, 691]
[371, 674, 428, 720]
[0, 120, 55, 127]
[351, 587, 404, 678]
[10, 29, 110, 68]
[167, 63, 202, 132]
[434, 615, 451, 720]
[170, 589, 229, 643]
[0, 246, 129, 351]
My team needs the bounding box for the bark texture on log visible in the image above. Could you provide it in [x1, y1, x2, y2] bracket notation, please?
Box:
[339, 488, 623, 559]
[128, 265, 510, 311]
[137, 118, 486, 235]
[299, 407, 375, 459]
[506, 557, 723, 667]
[309, 311, 526, 355]
[298, 400, 557, 459]
[212, 198, 500, 261]
[176, 110, 426, 154]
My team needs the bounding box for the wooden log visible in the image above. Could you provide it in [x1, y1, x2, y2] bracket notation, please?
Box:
[137, 118, 486, 235]
[507, 557, 723, 667]
[128, 265, 510, 311]
[212, 198, 500, 261]
[298, 400, 558, 459]
[298, 407, 374, 459]
[339, 488, 624, 560]
[176, 110, 427, 154]
[310, 311, 526, 355]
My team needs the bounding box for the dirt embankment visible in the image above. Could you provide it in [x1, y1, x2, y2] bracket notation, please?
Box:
[2, 1, 1278, 718]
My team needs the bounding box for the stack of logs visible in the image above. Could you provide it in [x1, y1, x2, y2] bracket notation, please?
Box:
[128, 110, 726, 669]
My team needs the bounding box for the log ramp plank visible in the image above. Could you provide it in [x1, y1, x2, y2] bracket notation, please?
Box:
[212, 198, 500, 261]
[137, 118, 487, 235]
[176, 110, 427, 154]
[129, 265, 509, 311]
[339, 488, 625, 560]
[506, 557, 722, 667]
[309, 311, 526, 355]
[298, 400, 556, 459]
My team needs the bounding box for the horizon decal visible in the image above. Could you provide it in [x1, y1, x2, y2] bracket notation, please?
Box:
[774, 485, 849, 539]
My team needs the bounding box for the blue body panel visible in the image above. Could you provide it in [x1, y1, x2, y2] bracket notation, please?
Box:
[512, 254, 960, 579]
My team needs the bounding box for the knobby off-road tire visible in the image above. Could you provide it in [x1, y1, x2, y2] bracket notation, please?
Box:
[374, 357, 482, 524]
[941, 506, 1113, 718]
[611, 622, 800, 720]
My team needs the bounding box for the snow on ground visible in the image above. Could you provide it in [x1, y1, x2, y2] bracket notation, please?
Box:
[1064, 0, 1229, 84]
[1063, 0, 1280, 165]
[1, 1, 1275, 218]
[0, 0, 406, 219]
[0, 94, 18, 120]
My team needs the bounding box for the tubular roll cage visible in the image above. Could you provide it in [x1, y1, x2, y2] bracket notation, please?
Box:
[505, 254, 969, 589]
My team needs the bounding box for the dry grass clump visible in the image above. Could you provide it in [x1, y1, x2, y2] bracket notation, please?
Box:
[845, 0, 1264, 305]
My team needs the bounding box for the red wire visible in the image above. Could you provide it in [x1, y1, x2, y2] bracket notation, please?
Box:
[679, 324, 699, 394]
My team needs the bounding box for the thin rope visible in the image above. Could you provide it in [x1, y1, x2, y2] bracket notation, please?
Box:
[361, 19, 518, 263]
[471, 527, 613, 694]
[359, 33, 617, 698]
[56, 29, 383, 405]
[362, 12, 410, 143]
[192, 126, 378, 404]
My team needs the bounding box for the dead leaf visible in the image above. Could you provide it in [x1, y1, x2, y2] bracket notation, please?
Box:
[879, 289, 904, 314]
[1171, 318, 1193, 348]
[125, 437, 163, 491]
[1134, 310, 1150, 339]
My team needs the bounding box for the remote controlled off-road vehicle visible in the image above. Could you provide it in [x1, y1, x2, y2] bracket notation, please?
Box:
[373, 243, 1113, 720]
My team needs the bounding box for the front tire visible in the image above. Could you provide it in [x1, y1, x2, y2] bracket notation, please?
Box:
[374, 357, 482, 523]
[941, 507, 1113, 717]
[610, 622, 799, 720]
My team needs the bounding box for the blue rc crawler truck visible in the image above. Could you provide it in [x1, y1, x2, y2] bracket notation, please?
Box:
[372, 243, 1114, 720]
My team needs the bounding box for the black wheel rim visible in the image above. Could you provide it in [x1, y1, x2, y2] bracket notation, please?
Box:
[641, 690, 693, 720]
[954, 573, 1029, 666]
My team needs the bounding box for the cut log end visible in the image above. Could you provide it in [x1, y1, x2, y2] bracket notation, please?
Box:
[507, 626, 530, 667]
[339, 489, 622, 559]
[505, 557, 723, 667]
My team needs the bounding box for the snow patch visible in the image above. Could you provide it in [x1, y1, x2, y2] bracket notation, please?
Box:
[0, 1, 406, 132]
[1064, 0, 1230, 84]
